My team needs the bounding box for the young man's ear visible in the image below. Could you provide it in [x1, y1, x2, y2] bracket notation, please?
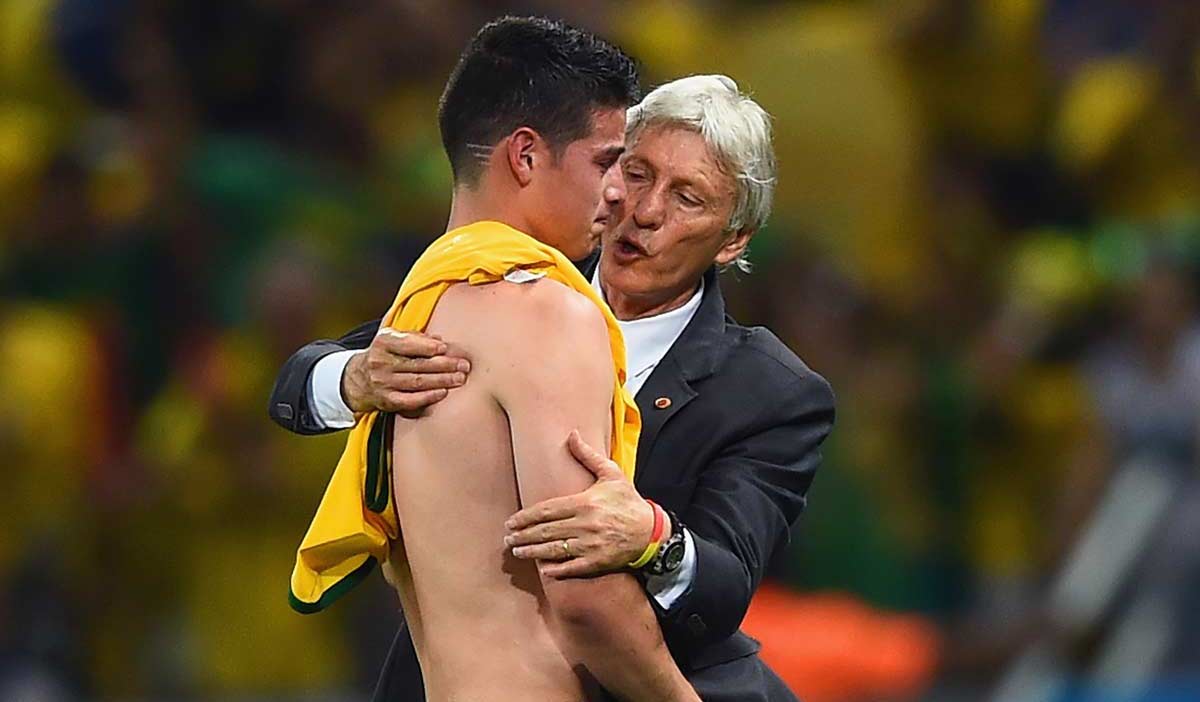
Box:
[714, 227, 755, 267]
[506, 127, 540, 187]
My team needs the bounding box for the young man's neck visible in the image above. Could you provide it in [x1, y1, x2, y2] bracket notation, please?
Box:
[446, 183, 532, 234]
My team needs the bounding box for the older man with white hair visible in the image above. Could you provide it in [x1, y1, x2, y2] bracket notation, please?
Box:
[270, 75, 835, 701]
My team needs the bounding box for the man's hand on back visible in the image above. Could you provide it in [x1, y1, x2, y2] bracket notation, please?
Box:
[341, 328, 470, 414]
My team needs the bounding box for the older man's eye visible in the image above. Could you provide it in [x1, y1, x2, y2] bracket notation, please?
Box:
[678, 192, 703, 207]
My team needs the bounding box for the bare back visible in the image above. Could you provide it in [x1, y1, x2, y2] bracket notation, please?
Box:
[383, 278, 614, 702]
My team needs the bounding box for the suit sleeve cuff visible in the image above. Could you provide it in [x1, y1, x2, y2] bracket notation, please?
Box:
[644, 528, 696, 611]
[309, 349, 359, 429]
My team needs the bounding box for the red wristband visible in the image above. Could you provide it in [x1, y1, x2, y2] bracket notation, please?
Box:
[629, 500, 667, 569]
[646, 499, 666, 544]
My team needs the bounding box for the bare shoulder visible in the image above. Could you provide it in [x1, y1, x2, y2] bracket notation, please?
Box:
[436, 277, 610, 352]
[427, 278, 613, 409]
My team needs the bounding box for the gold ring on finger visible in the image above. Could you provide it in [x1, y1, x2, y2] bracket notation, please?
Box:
[561, 540, 572, 558]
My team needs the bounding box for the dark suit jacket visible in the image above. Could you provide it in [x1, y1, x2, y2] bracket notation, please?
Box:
[268, 263, 836, 701]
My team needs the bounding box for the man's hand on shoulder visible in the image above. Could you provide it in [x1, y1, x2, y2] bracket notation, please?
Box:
[341, 328, 471, 414]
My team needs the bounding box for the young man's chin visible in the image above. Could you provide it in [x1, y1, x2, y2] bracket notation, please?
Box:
[590, 217, 610, 239]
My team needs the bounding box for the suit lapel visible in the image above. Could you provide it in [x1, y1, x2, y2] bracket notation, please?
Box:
[633, 356, 697, 482]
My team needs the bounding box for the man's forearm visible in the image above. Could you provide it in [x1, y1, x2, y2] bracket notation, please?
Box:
[545, 573, 697, 702]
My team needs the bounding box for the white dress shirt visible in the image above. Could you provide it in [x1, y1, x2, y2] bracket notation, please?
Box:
[308, 265, 702, 609]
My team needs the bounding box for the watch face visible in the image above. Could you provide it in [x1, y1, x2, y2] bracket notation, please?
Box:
[664, 542, 685, 571]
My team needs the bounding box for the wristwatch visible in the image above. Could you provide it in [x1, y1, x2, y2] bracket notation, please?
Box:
[646, 510, 687, 576]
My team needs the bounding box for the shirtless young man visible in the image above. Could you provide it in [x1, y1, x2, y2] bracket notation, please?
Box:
[378, 18, 697, 702]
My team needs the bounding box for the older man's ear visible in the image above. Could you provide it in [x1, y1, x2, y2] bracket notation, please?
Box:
[714, 227, 755, 267]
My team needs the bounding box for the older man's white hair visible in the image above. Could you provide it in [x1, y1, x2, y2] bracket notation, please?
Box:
[625, 74, 776, 273]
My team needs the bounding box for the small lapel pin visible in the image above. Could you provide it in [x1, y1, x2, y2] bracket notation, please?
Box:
[654, 397, 672, 409]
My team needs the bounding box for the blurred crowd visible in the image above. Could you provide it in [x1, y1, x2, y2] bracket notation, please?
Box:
[3, 0, 1200, 700]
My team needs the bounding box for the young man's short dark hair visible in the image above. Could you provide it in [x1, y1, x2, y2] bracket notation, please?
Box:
[438, 16, 640, 185]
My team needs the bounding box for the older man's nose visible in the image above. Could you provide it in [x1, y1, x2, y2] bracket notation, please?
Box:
[632, 189, 665, 230]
